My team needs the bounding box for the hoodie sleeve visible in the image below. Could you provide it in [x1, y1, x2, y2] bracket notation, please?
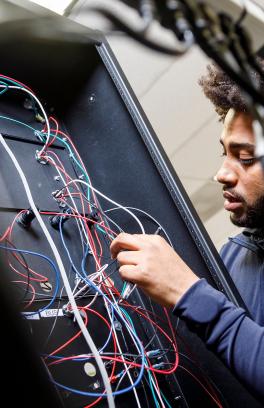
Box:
[173, 279, 264, 401]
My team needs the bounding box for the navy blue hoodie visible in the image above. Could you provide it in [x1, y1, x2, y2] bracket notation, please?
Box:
[173, 230, 264, 401]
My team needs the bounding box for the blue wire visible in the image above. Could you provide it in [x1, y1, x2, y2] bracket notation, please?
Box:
[96, 225, 114, 240]
[57, 217, 114, 354]
[160, 390, 173, 408]
[0, 81, 9, 95]
[58, 222, 146, 396]
[0, 114, 38, 133]
[0, 244, 60, 314]
[146, 371, 160, 408]
[0, 109, 145, 396]
[0, 115, 90, 192]
[119, 309, 162, 407]
[0, 76, 24, 88]
[44, 133, 91, 201]
[0, 114, 92, 201]
[0, 111, 147, 397]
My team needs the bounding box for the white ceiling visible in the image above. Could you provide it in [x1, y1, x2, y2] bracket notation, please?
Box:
[29, 0, 264, 249]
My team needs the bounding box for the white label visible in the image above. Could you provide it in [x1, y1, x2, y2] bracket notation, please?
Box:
[23, 308, 63, 320]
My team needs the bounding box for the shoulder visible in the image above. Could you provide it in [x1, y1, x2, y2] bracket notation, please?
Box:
[219, 232, 258, 274]
[220, 233, 245, 256]
[220, 230, 259, 256]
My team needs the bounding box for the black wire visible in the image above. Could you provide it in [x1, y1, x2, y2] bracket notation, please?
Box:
[141, 375, 151, 408]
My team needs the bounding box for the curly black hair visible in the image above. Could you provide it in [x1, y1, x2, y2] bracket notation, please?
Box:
[198, 61, 264, 121]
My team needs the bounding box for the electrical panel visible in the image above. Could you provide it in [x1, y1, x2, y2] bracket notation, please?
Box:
[0, 1, 261, 407]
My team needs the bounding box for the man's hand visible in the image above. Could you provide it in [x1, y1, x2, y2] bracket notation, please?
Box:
[110, 232, 199, 307]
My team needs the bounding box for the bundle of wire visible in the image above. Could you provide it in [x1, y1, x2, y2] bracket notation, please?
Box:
[0, 75, 225, 408]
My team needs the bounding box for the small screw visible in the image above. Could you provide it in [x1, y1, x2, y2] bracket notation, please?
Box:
[88, 93, 96, 104]
[23, 98, 34, 110]
[174, 396, 182, 401]
[54, 176, 60, 181]
[35, 150, 48, 165]
[58, 201, 66, 208]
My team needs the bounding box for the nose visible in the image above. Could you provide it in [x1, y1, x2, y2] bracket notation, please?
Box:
[215, 160, 237, 186]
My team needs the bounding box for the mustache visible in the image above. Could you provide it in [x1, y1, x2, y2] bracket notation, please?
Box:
[223, 187, 245, 203]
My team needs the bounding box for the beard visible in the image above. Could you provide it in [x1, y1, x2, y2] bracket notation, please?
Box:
[230, 193, 264, 228]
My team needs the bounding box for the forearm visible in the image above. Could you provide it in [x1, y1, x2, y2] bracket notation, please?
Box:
[173, 279, 264, 401]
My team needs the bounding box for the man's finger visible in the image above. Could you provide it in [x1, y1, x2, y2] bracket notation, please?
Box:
[110, 233, 143, 258]
[119, 264, 142, 284]
[117, 250, 139, 266]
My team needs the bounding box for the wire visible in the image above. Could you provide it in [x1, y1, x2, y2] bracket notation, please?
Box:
[0, 74, 226, 407]
[0, 244, 59, 314]
[55, 179, 147, 301]
[105, 206, 173, 246]
[0, 84, 50, 156]
[0, 134, 115, 408]
[54, 179, 145, 234]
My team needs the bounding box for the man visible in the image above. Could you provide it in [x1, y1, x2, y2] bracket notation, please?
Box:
[110, 63, 264, 401]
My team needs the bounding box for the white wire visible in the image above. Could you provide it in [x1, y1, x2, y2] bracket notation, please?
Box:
[57, 179, 146, 300]
[0, 85, 50, 155]
[150, 375, 166, 408]
[56, 179, 145, 234]
[62, 199, 101, 268]
[0, 134, 115, 408]
[44, 153, 89, 253]
[105, 206, 173, 246]
[104, 297, 142, 408]
[44, 156, 103, 308]
[103, 212, 124, 234]
[71, 264, 109, 300]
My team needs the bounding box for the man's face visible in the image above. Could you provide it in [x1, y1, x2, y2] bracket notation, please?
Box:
[216, 110, 264, 228]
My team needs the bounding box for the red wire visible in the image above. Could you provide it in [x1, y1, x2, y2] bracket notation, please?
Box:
[82, 304, 119, 408]
[46, 308, 89, 359]
[48, 352, 177, 375]
[48, 127, 100, 213]
[0, 107, 217, 405]
[47, 306, 117, 360]
[164, 307, 222, 406]
[48, 302, 178, 373]
[45, 150, 71, 184]
[46, 125, 108, 230]
[12, 280, 36, 309]
[42, 151, 110, 263]
[46, 117, 59, 148]
[40, 211, 117, 238]
[46, 305, 118, 408]
[0, 74, 34, 93]
[178, 365, 223, 408]
[7, 212, 48, 282]
[0, 226, 10, 242]
[44, 149, 110, 268]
